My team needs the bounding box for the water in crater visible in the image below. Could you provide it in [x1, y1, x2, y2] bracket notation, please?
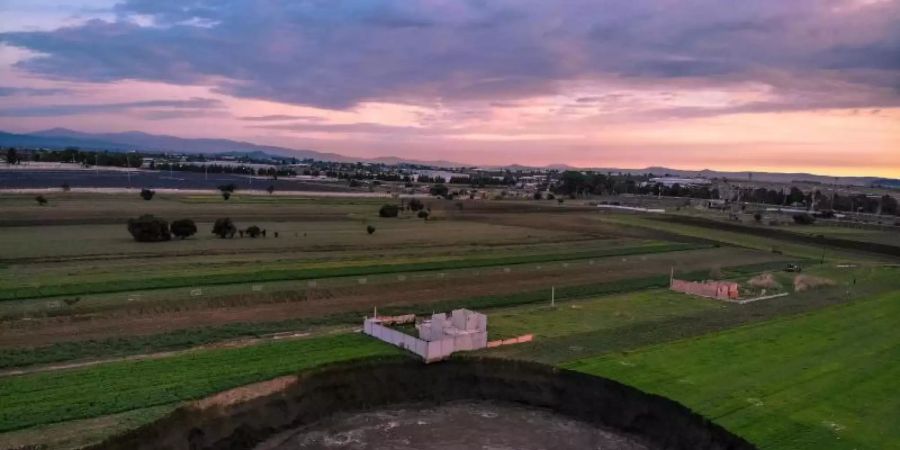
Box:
[256, 400, 653, 450]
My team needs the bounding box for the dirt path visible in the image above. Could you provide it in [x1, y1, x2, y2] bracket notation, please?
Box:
[0, 328, 339, 378]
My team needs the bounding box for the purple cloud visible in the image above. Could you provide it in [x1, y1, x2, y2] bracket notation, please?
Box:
[1, 0, 898, 113]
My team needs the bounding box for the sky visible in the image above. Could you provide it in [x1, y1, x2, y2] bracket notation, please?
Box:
[0, 0, 898, 177]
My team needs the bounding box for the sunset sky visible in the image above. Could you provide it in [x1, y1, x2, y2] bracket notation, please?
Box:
[1, 0, 898, 177]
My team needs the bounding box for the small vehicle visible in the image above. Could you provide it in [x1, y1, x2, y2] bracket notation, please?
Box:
[784, 264, 802, 273]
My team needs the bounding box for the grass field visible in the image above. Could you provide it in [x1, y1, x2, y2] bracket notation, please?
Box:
[0, 333, 400, 432]
[0, 240, 701, 300]
[0, 191, 897, 449]
[601, 214, 895, 262]
[564, 288, 900, 450]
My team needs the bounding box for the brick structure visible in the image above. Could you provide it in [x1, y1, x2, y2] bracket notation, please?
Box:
[670, 279, 739, 300]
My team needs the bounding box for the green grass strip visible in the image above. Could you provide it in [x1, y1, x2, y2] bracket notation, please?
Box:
[0, 242, 704, 301]
[0, 334, 402, 433]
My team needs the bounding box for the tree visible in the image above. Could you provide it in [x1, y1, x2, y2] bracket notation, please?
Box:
[35, 195, 47, 206]
[5, 148, 18, 165]
[127, 215, 171, 242]
[379, 204, 400, 218]
[418, 210, 429, 220]
[408, 198, 425, 211]
[218, 183, 236, 193]
[266, 185, 275, 195]
[140, 188, 155, 201]
[170, 219, 197, 239]
[222, 191, 231, 201]
[533, 191, 543, 200]
[880, 195, 898, 216]
[367, 225, 376, 235]
[212, 218, 237, 238]
[429, 184, 449, 198]
[793, 213, 816, 225]
[246, 225, 262, 238]
[753, 212, 763, 223]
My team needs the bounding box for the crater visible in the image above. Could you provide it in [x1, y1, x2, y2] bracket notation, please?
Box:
[90, 357, 755, 450]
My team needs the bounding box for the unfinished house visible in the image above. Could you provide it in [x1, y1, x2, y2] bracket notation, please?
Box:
[670, 279, 740, 300]
[363, 309, 488, 363]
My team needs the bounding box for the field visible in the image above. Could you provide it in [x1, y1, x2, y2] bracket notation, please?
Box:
[0, 190, 897, 449]
[565, 288, 900, 450]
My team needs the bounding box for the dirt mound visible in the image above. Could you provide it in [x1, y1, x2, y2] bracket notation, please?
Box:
[748, 273, 780, 289]
[793, 275, 836, 292]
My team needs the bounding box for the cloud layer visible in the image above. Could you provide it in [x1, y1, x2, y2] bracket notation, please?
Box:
[1, 0, 897, 112]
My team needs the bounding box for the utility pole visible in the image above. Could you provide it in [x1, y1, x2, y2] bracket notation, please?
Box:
[551, 286, 555, 307]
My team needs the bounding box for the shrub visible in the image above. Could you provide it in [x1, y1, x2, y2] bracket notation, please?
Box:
[367, 225, 376, 235]
[140, 188, 155, 201]
[547, 193, 555, 200]
[753, 212, 762, 223]
[218, 183, 236, 193]
[429, 184, 449, 198]
[127, 215, 171, 242]
[533, 192, 543, 200]
[61, 182, 70, 192]
[222, 191, 231, 201]
[408, 198, 424, 211]
[266, 185, 275, 195]
[246, 225, 262, 238]
[379, 204, 400, 218]
[792, 213, 815, 225]
[212, 218, 237, 239]
[557, 198, 565, 204]
[417, 210, 429, 220]
[35, 195, 48, 206]
[170, 219, 197, 239]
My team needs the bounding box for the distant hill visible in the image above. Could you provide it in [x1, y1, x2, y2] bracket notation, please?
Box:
[22, 128, 349, 161]
[1, 128, 896, 187]
[0, 128, 469, 166]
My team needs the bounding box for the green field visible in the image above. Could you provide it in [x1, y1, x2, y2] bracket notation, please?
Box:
[565, 289, 900, 450]
[0, 240, 701, 301]
[0, 333, 400, 432]
[1, 191, 897, 449]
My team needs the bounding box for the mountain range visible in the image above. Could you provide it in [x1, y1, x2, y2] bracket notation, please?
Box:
[0, 128, 895, 187]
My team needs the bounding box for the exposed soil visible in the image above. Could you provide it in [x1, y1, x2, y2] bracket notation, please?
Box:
[89, 357, 755, 450]
[0, 248, 786, 348]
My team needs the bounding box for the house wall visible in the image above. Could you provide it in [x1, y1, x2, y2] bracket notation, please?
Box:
[364, 319, 487, 363]
[671, 279, 739, 300]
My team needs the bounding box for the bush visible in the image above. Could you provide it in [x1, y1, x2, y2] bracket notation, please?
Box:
[218, 183, 236, 193]
[367, 225, 376, 235]
[246, 225, 262, 238]
[429, 184, 449, 198]
[793, 213, 815, 225]
[170, 219, 197, 239]
[61, 182, 70, 192]
[266, 185, 275, 194]
[127, 215, 171, 242]
[418, 210, 429, 220]
[222, 191, 231, 201]
[212, 218, 237, 239]
[379, 204, 400, 218]
[753, 212, 762, 223]
[140, 188, 155, 201]
[533, 192, 543, 200]
[35, 195, 47, 206]
[408, 198, 424, 211]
